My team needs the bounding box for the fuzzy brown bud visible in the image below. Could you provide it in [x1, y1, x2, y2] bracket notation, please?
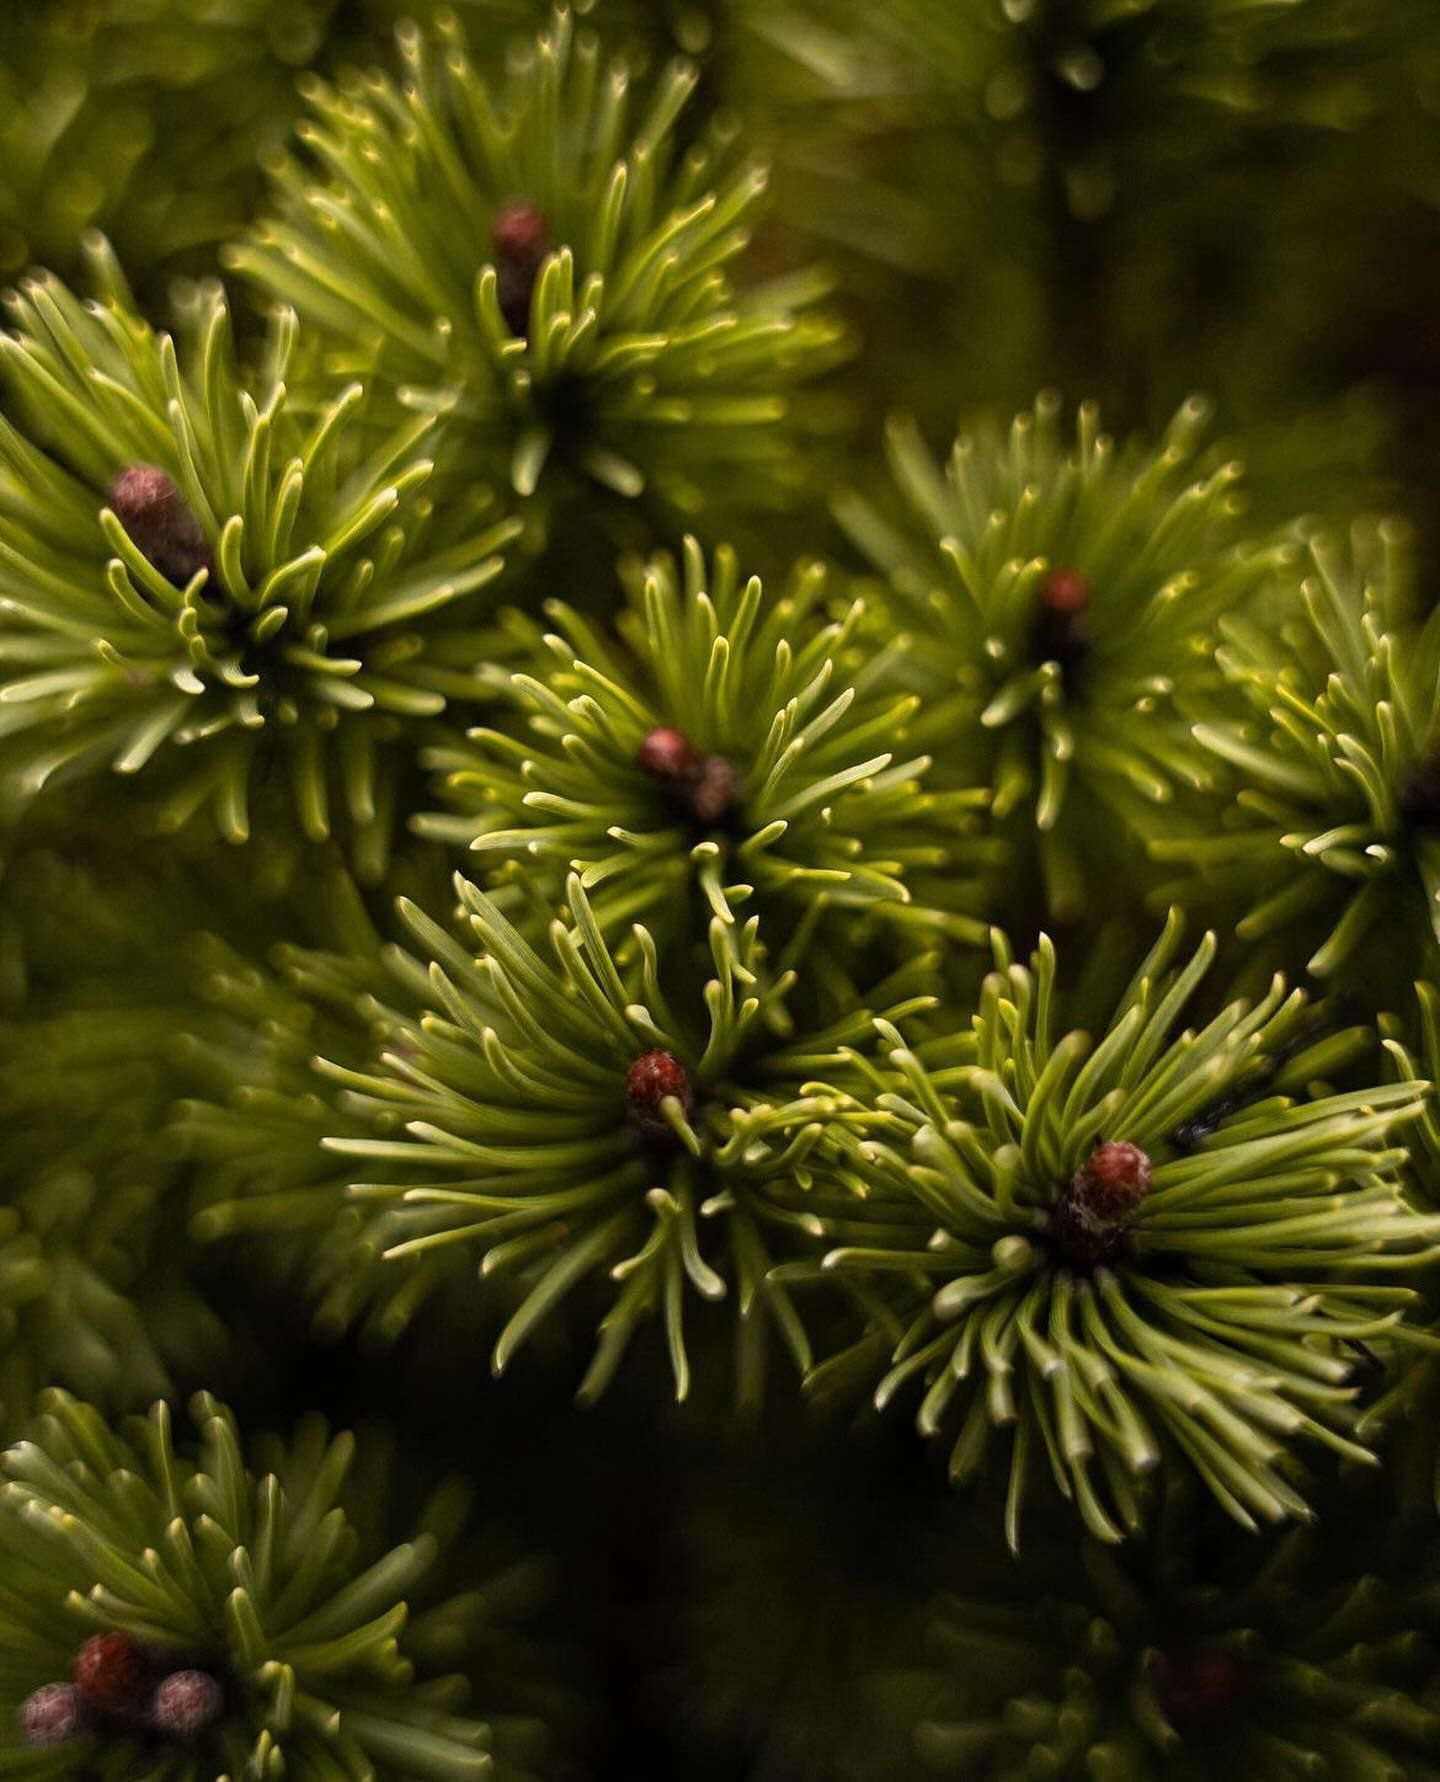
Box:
[20, 1683, 85, 1746]
[638, 726, 701, 783]
[689, 754, 738, 825]
[492, 200, 549, 337]
[151, 1669, 223, 1738]
[109, 466, 212, 590]
[72, 1631, 146, 1713]
[1034, 565, 1092, 678]
[637, 726, 738, 827]
[626, 1048, 693, 1139]
[1051, 1139, 1152, 1266]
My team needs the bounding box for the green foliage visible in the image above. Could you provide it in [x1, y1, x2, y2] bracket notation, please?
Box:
[1358, 982, 1440, 1510]
[177, 862, 490, 1350]
[316, 870, 936, 1402]
[0, 263, 516, 876]
[0, 0, 334, 290]
[758, 0, 1440, 526]
[0, 1390, 552, 1780]
[228, 8, 844, 524]
[783, 0, 1428, 193]
[782, 914, 1435, 1543]
[0, 846, 233, 1417]
[0, 0, 615, 296]
[1160, 521, 1440, 980]
[420, 536, 991, 944]
[913, 1488, 1440, 1780]
[6, 0, 1440, 1772]
[836, 395, 1283, 917]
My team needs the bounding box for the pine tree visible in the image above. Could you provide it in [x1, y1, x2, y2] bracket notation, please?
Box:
[3, 0, 1440, 1776]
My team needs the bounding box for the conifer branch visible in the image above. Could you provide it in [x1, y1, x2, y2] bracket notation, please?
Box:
[316, 870, 938, 1401]
[0, 1390, 554, 1779]
[419, 536, 992, 945]
[837, 395, 1284, 917]
[228, 7, 845, 520]
[779, 915, 1437, 1542]
[1162, 520, 1440, 979]
[0, 263, 517, 874]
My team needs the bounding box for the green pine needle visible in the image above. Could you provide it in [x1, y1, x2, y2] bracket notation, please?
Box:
[1161, 519, 1440, 978]
[836, 394, 1285, 917]
[779, 912, 1438, 1543]
[0, 259, 517, 875]
[0, 1390, 523, 1780]
[178, 864, 483, 1349]
[418, 536, 992, 946]
[227, 7, 845, 518]
[317, 869, 937, 1403]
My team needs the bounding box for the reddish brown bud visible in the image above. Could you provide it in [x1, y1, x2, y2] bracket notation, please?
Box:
[1051, 1140, 1152, 1266]
[637, 727, 738, 827]
[1040, 567, 1091, 615]
[72, 1631, 146, 1713]
[1035, 565, 1092, 677]
[109, 466, 212, 590]
[493, 200, 549, 264]
[690, 754, 738, 825]
[21, 1683, 85, 1746]
[1080, 1140, 1153, 1216]
[626, 1048, 693, 1139]
[638, 726, 701, 784]
[1158, 1648, 1247, 1722]
[151, 1669, 223, 1738]
[492, 200, 549, 336]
